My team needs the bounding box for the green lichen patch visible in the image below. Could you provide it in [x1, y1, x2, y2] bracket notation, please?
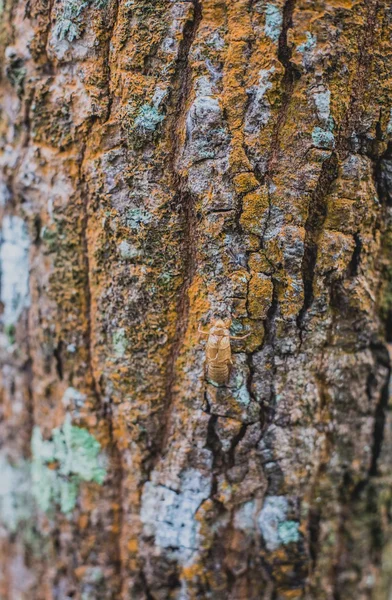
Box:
[126, 207, 153, 230]
[297, 32, 316, 53]
[133, 104, 165, 135]
[54, 0, 109, 43]
[123, 101, 166, 147]
[277, 520, 300, 545]
[312, 126, 335, 150]
[264, 4, 282, 43]
[31, 415, 106, 514]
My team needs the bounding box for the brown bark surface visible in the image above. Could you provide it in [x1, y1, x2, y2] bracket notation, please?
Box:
[1, 0, 392, 598]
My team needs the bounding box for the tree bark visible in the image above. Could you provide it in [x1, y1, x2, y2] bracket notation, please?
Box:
[1, 0, 392, 598]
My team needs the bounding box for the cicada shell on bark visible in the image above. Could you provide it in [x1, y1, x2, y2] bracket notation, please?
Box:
[199, 318, 250, 385]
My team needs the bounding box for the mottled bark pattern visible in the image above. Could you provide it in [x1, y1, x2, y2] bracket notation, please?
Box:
[1, 0, 392, 598]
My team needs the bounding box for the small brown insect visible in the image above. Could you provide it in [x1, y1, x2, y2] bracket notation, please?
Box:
[198, 318, 250, 385]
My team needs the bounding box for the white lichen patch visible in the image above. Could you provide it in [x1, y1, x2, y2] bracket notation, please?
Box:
[141, 469, 211, 564]
[112, 328, 128, 357]
[0, 215, 30, 327]
[234, 500, 258, 531]
[245, 67, 275, 134]
[62, 387, 86, 418]
[258, 495, 300, 551]
[62, 387, 86, 408]
[0, 455, 32, 532]
[313, 88, 331, 124]
[0, 182, 10, 207]
[118, 240, 140, 260]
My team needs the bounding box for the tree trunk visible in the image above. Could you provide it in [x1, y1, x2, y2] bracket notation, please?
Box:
[1, 0, 392, 598]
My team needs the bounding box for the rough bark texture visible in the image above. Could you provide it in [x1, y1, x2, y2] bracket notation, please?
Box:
[1, 0, 392, 598]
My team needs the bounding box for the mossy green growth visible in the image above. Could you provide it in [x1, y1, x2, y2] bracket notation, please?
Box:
[41, 226, 58, 253]
[31, 415, 106, 514]
[4, 323, 15, 345]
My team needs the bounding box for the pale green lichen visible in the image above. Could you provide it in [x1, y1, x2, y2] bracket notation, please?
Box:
[312, 126, 335, 149]
[277, 520, 300, 545]
[264, 4, 282, 43]
[297, 32, 316, 53]
[133, 104, 165, 134]
[54, 0, 108, 42]
[113, 327, 128, 357]
[126, 208, 152, 230]
[31, 415, 106, 514]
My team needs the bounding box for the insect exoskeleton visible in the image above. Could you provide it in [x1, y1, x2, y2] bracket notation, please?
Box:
[198, 317, 250, 386]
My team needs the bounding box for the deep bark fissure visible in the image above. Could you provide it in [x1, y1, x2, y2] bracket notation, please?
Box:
[297, 152, 339, 332]
[53, 339, 63, 381]
[79, 123, 102, 408]
[227, 423, 248, 469]
[148, 0, 202, 464]
[369, 344, 391, 477]
[169, 0, 202, 169]
[139, 568, 155, 600]
[264, 0, 300, 179]
[348, 231, 363, 277]
[261, 278, 279, 417]
[159, 188, 198, 450]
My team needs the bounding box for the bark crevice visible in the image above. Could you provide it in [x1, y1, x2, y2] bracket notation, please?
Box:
[297, 152, 339, 332]
[149, 0, 202, 464]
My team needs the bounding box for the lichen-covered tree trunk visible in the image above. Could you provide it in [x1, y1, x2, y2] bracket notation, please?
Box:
[1, 0, 392, 598]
